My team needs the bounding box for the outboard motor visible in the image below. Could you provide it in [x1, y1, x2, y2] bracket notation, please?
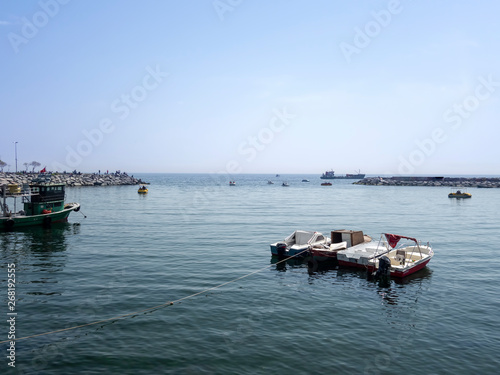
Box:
[276, 243, 287, 260]
[375, 256, 391, 279]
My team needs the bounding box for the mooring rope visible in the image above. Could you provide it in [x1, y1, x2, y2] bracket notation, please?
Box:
[0, 248, 309, 344]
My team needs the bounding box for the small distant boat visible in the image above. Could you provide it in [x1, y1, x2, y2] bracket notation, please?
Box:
[229, 181, 236, 186]
[448, 189, 471, 198]
[321, 182, 332, 186]
[302, 179, 310, 182]
[270, 230, 331, 257]
[276, 174, 280, 177]
[267, 180, 274, 185]
[282, 182, 289, 187]
[138, 186, 148, 194]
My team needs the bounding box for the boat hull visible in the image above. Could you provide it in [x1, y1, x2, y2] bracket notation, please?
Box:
[310, 251, 337, 262]
[390, 257, 431, 277]
[270, 244, 309, 257]
[338, 260, 367, 269]
[367, 257, 432, 278]
[1, 203, 80, 231]
[321, 174, 365, 179]
[340, 257, 431, 277]
[448, 194, 471, 198]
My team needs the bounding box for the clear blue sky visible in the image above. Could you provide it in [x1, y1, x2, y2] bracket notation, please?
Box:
[1, 0, 499, 175]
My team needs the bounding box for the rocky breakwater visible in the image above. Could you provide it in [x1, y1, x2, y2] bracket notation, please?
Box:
[0, 172, 147, 187]
[354, 176, 500, 188]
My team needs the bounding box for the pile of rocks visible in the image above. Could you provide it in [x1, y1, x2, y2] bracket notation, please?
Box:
[354, 177, 500, 188]
[0, 172, 147, 187]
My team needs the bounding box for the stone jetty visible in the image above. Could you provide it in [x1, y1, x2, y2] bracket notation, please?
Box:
[0, 172, 147, 187]
[354, 176, 500, 188]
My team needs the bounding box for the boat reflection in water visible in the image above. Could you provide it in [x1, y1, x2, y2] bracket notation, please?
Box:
[270, 255, 305, 271]
[0, 223, 80, 282]
[270, 252, 434, 306]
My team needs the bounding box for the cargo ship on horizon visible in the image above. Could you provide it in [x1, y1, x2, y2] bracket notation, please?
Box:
[320, 169, 365, 180]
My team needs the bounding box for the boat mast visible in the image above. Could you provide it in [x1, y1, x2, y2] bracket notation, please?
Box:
[1, 185, 6, 217]
[375, 234, 384, 256]
[13, 187, 17, 214]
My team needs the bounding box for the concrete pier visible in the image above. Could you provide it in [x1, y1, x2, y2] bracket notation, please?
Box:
[354, 176, 500, 188]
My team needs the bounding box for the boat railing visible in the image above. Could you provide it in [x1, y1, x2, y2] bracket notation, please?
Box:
[373, 235, 390, 257]
[373, 234, 426, 259]
[1, 185, 39, 198]
[379, 236, 427, 261]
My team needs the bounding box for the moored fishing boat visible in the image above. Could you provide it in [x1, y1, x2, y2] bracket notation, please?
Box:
[1, 180, 80, 231]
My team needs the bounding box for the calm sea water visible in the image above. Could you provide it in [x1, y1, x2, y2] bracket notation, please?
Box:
[1, 173, 499, 374]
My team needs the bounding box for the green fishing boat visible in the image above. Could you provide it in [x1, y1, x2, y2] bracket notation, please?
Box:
[1, 178, 81, 231]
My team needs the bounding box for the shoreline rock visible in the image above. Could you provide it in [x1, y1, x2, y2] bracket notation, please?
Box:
[354, 176, 500, 188]
[0, 172, 148, 187]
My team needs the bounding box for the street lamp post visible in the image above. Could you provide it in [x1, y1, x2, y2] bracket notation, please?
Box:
[14, 142, 18, 173]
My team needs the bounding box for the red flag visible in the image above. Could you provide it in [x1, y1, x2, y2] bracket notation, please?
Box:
[40, 167, 46, 173]
[384, 233, 417, 248]
[385, 234, 402, 248]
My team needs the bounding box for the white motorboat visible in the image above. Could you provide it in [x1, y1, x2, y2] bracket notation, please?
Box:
[337, 233, 433, 278]
[270, 230, 330, 257]
[309, 230, 372, 262]
[366, 234, 434, 278]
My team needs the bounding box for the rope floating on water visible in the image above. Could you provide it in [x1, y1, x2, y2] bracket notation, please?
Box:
[0, 248, 308, 344]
